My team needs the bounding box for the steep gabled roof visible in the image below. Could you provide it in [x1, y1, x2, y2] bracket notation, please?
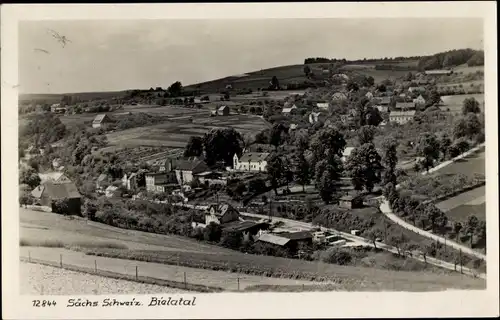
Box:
[31, 182, 81, 200]
[239, 152, 270, 163]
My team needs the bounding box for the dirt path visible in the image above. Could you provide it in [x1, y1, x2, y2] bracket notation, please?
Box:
[20, 247, 325, 292]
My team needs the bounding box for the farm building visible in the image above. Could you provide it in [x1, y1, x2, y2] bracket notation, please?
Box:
[205, 203, 241, 226]
[394, 102, 416, 111]
[221, 220, 271, 242]
[338, 194, 363, 209]
[365, 91, 374, 100]
[38, 172, 72, 185]
[289, 123, 298, 131]
[92, 114, 112, 128]
[145, 172, 178, 192]
[389, 110, 416, 125]
[425, 69, 453, 76]
[257, 231, 313, 251]
[233, 152, 270, 172]
[31, 182, 81, 215]
[217, 105, 230, 116]
[316, 102, 329, 110]
[174, 157, 210, 185]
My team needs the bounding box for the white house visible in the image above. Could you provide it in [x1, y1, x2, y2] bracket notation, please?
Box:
[389, 110, 416, 125]
[233, 152, 270, 172]
[282, 104, 298, 116]
[105, 185, 119, 198]
[365, 92, 374, 100]
[121, 172, 140, 191]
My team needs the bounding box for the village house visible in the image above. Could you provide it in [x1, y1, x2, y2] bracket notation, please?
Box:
[332, 92, 348, 101]
[51, 158, 63, 171]
[217, 105, 230, 116]
[174, 157, 210, 185]
[233, 152, 270, 172]
[365, 91, 374, 100]
[338, 194, 364, 209]
[375, 105, 389, 113]
[424, 69, 453, 76]
[105, 185, 120, 198]
[341, 147, 355, 162]
[31, 182, 82, 215]
[308, 112, 325, 124]
[389, 110, 416, 125]
[50, 103, 67, 114]
[408, 86, 426, 94]
[413, 95, 426, 107]
[121, 172, 142, 191]
[395, 102, 416, 111]
[282, 104, 298, 116]
[205, 203, 241, 225]
[316, 102, 329, 110]
[38, 172, 71, 185]
[145, 171, 178, 193]
[375, 96, 391, 106]
[96, 173, 111, 190]
[289, 123, 298, 131]
[92, 114, 112, 128]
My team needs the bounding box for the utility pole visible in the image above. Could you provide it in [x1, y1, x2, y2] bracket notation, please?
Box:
[459, 249, 463, 274]
[268, 197, 272, 221]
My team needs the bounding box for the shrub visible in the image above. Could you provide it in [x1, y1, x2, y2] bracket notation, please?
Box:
[320, 247, 353, 265]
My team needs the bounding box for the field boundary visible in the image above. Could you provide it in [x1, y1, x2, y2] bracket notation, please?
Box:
[20, 257, 224, 293]
[429, 181, 486, 205]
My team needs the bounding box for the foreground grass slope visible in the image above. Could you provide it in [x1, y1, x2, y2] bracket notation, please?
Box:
[20, 209, 485, 291]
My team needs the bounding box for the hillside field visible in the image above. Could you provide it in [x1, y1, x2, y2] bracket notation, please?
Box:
[105, 113, 269, 149]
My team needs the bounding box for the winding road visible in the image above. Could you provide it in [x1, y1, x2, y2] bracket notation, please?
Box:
[379, 143, 486, 261]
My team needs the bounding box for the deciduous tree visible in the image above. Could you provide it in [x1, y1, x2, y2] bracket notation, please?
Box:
[344, 143, 382, 192]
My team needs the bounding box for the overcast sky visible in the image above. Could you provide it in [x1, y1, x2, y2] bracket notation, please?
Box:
[19, 18, 483, 94]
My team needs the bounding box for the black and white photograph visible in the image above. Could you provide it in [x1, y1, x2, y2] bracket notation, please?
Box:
[2, 2, 498, 319]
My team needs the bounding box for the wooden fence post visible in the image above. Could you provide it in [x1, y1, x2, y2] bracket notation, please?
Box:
[184, 272, 187, 289]
[95, 260, 97, 273]
[60, 254, 63, 268]
[237, 277, 240, 291]
[135, 266, 138, 280]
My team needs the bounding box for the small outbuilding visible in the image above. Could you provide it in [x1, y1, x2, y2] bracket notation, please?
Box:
[338, 194, 364, 209]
